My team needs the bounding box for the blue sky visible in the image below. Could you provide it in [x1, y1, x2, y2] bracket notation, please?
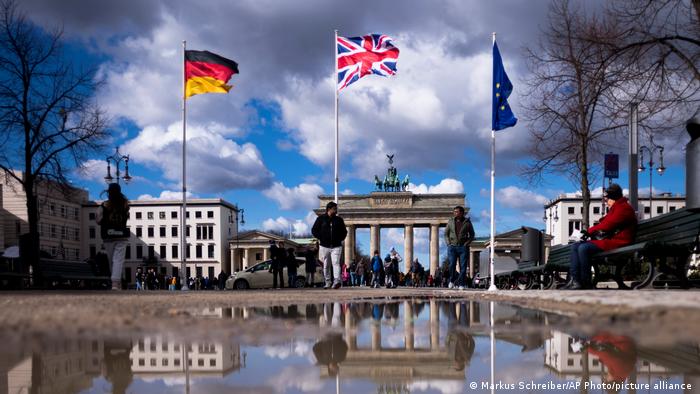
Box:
[19, 0, 690, 263]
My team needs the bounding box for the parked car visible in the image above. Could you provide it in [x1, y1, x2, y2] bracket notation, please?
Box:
[225, 258, 324, 290]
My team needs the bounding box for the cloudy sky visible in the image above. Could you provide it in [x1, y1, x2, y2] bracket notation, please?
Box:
[20, 0, 688, 262]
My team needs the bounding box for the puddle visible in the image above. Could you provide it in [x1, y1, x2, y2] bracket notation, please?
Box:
[1, 298, 698, 393]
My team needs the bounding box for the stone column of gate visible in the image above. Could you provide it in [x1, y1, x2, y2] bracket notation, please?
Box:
[429, 224, 440, 276]
[243, 248, 250, 270]
[371, 320, 381, 351]
[370, 224, 380, 256]
[469, 250, 478, 278]
[230, 249, 235, 273]
[404, 301, 414, 351]
[345, 307, 357, 350]
[430, 299, 440, 350]
[404, 224, 414, 273]
[344, 224, 355, 266]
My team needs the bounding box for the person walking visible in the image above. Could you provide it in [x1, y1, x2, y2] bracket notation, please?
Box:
[97, 183, 130, 290]
[356, 257, 366, 287]
[311, 201, 348, 289]
[371, 251, 382, 288]
[286, 248, 298, 288]
[444, 206, 475, 290]
[270, 241, 286, 289]
[349, 259, 358, 287]
[304, 243, 319, 287]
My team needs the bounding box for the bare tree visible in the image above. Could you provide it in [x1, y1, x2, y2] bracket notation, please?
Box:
[522, 0, 694, 228]
[0, 0, 108, 279]
[523, 0, 634, 228]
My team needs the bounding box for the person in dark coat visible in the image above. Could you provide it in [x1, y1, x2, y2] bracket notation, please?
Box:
[565, 184, 637, 290]
[286, 248, 298, 288]
[269, 241, 286, 289]
[311, 201, 348, 289]
[305, 243, 319, 287]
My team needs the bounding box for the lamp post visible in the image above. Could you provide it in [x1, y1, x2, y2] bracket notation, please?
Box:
[104, 147, 132, 184]
[236, 208, 245, 271]
[638, 136, 665, 218]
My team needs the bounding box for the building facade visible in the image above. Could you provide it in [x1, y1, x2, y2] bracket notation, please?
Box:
[544, 193, 685, 246]
[82, 198, 238, 282]
[1, 171, 88, 261]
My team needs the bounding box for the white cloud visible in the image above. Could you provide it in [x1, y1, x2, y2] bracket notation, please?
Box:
[262, 182, 324, 210]
[409, 178, 464, 194]
[123, 122, 273, 194]
[496, 186, 548, 210]
[408, 380, 464, 394]
[266, 365, 324, 393]
[74, 159, 108, 183]
[262, 215, 313, 236]
[137, 190, 196, 201]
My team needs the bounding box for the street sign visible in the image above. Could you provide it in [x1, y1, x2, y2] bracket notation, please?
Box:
[604, 153, 619, 179]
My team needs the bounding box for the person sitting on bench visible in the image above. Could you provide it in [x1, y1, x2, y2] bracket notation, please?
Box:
[565, 183, 637, 290]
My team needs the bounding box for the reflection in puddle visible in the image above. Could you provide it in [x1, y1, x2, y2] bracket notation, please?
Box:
[2, 299, 699, 393]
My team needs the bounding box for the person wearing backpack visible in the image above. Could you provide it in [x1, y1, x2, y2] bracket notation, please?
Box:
[97, 183, 130, 290]
[371, 250, 382, 288]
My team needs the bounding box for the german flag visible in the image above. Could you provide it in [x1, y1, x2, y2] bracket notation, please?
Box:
[185, 50, 239, 99]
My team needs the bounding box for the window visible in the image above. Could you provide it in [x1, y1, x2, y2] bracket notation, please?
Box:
[150, 359, 157, 366]
[159, 211, 166, 219]
[147, 212, 154, 220]
[49, 203, 56, 216]
[196, 225, 214, 240]
[198, 359, 204, 367]
[207, 211, 214, 218]
[74, 228, 80, 241]
[568, 220, 581, 236]
[125, 245, 131, 259]
[171, 227, 178, 237]
[89, 246, 96, 258]
[644, 206, 650, 214]
[60, 204, 66, 218]
[593, 206, 600, 215]
[567, 207, 574, 214]
[160, 226, 166, 237]
[657, 206, 663, 214]
[138, 340, 145, 351]
[186, 226, 191, 237]
[210, 359, 216, 367]
[135, 212, 142, 219]
[255, 252, 262, 261]
[186, 245, 191, 259]
[172, 245, 178, 259]
[73, 207, 79, 220]
[89, 212, 96, 220]
[171, 211, 178, 219]
[196, 244, 202, 258]
[174, 344, 180, 352]
[136, 227, 143, 237]
[196, 226, 201, 240]
[136, 245, 143, 259]
[148, 245, 155, 258]
[567, 359, 574, 366]
[89, 227, 96, 239]
[162, 358, 169, 366]
[61, 226, 67, 240]
[186, 211, 190, 219]
[147, 227, 154, 237]
[195, 211, 202, 219]
[50, 224, 57, 238]
[670, 206, 676, 212]
[174, 359, 180, 366]
[208, 244, 215, 258]
[160, 245, 167, 258]
[138, 359, 145, 366]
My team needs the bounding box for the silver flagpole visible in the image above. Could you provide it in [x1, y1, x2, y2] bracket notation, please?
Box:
[334, 29, 339, 203]
[488, 32, 497, 291]
[180, 40, 189, 291]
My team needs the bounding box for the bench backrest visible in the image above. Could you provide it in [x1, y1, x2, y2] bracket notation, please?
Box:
[545, 245, 572, 269]
[634, 208, 700, 246]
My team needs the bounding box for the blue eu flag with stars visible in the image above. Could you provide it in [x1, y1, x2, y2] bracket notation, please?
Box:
[492, 41, 517, 131]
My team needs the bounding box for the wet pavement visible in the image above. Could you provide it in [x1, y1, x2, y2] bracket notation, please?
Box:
[1, 290, 699, 393]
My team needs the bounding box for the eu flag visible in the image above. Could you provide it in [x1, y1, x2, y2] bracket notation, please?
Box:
[492, 41, 517, 131]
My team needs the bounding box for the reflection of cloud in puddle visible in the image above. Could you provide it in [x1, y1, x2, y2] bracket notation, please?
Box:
[140, 376, 186, 386]
[496, 357, 548, 384]
[267, 364, 324, 392]
[263, 341, 312, 360]
[385, 330, 405, 348]
[408, 380, 463, 394]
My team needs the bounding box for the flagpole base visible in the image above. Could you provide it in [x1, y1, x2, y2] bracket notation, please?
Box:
[487, 285, 498, 291]
[181, 286, 190, 291]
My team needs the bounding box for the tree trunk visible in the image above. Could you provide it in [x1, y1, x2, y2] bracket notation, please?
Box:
[580, 144, 591, 229]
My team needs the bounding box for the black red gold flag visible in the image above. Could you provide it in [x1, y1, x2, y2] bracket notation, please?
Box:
[185, 50, 238, 98]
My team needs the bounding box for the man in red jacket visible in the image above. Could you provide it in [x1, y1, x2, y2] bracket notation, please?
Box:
[565, 184, 637, 290]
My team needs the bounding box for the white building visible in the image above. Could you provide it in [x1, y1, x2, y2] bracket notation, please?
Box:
[130, 336, 240, 377]
[1, 171, 88, 261]
[82, 198, 238, 282]
[544, 193, 685, 246]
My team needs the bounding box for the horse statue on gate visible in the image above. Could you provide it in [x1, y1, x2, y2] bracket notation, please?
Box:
[374, 175, 383, 191]
[393, 173, 401, 191]
[383, 175, 391, 192]
[401, 174, 410, 191]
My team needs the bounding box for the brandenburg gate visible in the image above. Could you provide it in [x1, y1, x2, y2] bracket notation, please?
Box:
[314, 191, 466, 275]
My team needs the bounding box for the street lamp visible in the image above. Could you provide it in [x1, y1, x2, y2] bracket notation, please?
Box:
[105, 146, 132, 184]
[236, 208, 245, 271]
[638, 135, 665, 218]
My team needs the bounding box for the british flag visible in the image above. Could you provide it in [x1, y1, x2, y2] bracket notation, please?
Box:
[337, 34, 399, 92]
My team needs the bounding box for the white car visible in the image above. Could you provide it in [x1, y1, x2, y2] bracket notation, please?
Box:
[225, 258, 325, 290]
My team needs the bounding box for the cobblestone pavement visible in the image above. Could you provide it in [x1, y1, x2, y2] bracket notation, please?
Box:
[1, 288, 699, 340]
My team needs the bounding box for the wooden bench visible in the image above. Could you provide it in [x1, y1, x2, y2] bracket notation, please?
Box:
[541, 208, 700, 289]
[38, 259, 111, 289]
